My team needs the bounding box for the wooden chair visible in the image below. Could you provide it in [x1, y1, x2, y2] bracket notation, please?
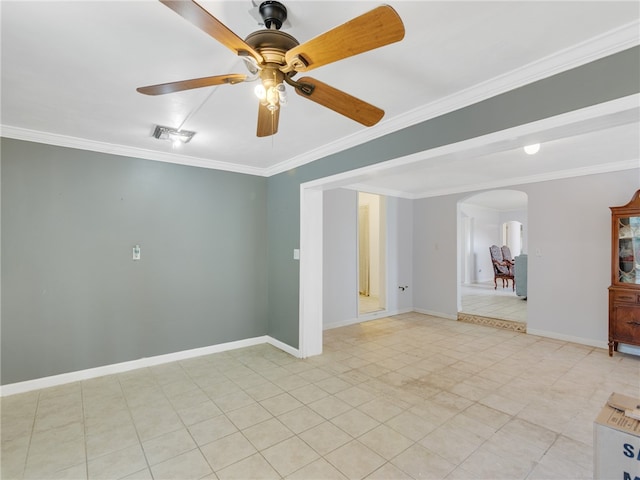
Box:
[490, 245, 515, 290]
[501, 245, 515, 268]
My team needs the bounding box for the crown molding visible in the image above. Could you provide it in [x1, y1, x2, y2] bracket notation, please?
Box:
[265, 19, 640, 177]
[299, 94, 639, 197]
[2, 20, 638, 178]
[339, 159, 640, 200]
[0, 126, 267, 177]
[345, 183, 414, 200]
[412, 159, 640, 200]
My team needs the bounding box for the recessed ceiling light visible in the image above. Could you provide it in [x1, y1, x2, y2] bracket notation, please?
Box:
[524, 143, 540, 155]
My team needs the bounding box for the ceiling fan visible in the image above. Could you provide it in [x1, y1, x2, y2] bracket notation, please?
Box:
[137, 0, 405, 137]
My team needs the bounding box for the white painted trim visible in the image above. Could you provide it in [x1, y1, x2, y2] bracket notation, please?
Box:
[323, 318, 363, 330]
[345, 184, 413, 200]
[617, 343, 640, 357]
[2, 21, 637, 177]
[265, 20, 640, 177]
[299, 187, 324, 359]
[323, 308, 413, 331]
[0, 126, 267, 177]
[413, 309, 458, 321]
[413, 159, 640, 200]
[0, 336, 295, 397]
[298, 94, 640, 196]
[345, 157, 640, 199]
[298, 96, 639, 357]
[526, 328, 608, 350]
[267, 336, 302, 359]
[300, 157, 640, 204]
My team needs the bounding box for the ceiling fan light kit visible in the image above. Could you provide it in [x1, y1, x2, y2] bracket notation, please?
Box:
[138, 0, 405, 137]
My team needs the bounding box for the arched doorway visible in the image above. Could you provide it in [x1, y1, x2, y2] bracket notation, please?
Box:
[457, 190, 528, 329]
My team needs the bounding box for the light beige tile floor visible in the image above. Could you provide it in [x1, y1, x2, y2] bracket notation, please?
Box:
[460, 282, 527, 323]
[2, 313, 639, 480]
[359, 295, 383, 315]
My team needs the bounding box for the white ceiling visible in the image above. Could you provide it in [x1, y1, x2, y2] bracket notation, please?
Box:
[348, 109, 640, 197]
[460, 190, 529, 212]
[2, 1, 639, 200]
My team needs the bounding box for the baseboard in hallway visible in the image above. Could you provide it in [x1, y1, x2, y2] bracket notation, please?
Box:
[457, 312, 527, 333]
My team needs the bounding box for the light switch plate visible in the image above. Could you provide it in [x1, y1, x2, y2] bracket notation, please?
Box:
[293, 249, 300, 260]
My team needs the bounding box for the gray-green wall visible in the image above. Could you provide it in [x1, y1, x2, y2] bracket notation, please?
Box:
[2, 46, 638, 383]
[1, 140, 268, 384]
[266, 46, 640, 348]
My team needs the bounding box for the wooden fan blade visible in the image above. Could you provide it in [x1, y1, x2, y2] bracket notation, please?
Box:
[284, 5, 404, 72]
[160, 0, 263, 63]
[137, 74, 247, 95]
[295, 77, 384, 127]
[257, 103, 280, 137]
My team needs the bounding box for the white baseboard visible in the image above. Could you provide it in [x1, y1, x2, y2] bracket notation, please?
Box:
[526, 328, 609, 350]
[267, 336, 302, 358]
[3, 321, 616, 397]
[0, 336, 298, 397]
[323, 308, 413, 331]
[413, 308, 458, 321]
[617, 343, 640, 357]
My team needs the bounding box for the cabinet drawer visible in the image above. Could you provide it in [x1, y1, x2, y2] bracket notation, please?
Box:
[611, 291, 640, 304]
[611, 305, 640, 343]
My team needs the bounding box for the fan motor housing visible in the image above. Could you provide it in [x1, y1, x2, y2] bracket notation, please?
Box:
[245, 30, 298, 65]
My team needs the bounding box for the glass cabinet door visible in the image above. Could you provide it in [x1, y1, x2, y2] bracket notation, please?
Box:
[617, 216, 640, 284]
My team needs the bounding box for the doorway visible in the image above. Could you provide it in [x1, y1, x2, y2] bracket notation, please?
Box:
[503, 220, 523, 256]
[358, 192, 385, 315]
[298, 97, 634, 358]
[458, 190, 528, 326]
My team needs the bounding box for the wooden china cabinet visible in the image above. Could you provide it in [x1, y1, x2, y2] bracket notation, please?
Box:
[609, 189, 640, 356]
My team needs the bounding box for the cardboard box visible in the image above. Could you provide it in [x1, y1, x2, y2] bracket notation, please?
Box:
[594, 393, 640, 480]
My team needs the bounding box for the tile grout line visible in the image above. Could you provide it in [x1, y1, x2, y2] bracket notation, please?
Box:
[80, 382, 89, 480]
[117, 369, 157, 479]
[5, 314, 637, 480]
[20, 390, 41, 479]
